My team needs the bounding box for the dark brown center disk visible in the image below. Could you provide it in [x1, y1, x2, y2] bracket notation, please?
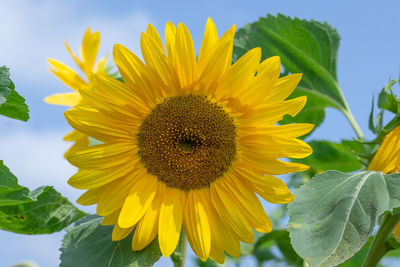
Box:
[137, 95, 237, 190]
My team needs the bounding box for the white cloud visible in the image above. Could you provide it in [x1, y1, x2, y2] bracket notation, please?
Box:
[0, 0, 152, 87]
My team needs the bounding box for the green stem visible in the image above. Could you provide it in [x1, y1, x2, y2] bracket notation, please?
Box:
[363, 213, 400, 267]
[342, 108, 365, 140]
[171, 229, 188, 267]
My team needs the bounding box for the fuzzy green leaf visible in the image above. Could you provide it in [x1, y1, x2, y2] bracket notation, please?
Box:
[233, 14, 345, 133]
[60, 215, 162, 267]
[288, 171, 400, 267]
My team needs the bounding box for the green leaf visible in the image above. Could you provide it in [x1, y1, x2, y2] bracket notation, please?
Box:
[0, 185, 86, 234]
[0, 66, 29, 121]
[0, 161, 31, 206]
[233, 14, 346, 133]
[378, 79, 400, 114]
[254, 230, 302, 266]
[291, 140, 363, 173]
[0, 66, 12, 106]
[288, 171, 400, 267]
[0, 161, 85, 234]
[60, 215, 162, 267]
[0, 85, 29, 121]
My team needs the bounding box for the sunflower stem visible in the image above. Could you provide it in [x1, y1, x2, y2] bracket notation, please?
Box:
[342, 108, 365, 140]
[362, 213, 400, 267]
[172, 229, 188, 267]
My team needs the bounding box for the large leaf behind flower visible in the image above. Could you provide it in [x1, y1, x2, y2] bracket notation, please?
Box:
[288, 171, 400, 266]
[60, 215, 162, 267]
[291, 140, 363, 173]
[233, 14, 345, 133]
[0, 161, 86, 234]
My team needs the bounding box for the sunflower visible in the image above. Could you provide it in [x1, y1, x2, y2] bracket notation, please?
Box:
[65, 19, 313, 263]
[46, 28, 107, 157]
[367, 125, 400, 240]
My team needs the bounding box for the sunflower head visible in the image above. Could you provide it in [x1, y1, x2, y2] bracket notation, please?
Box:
[65, 18, 313, 263]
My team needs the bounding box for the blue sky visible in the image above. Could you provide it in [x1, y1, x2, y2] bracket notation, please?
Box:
[0, 0, 399, 266]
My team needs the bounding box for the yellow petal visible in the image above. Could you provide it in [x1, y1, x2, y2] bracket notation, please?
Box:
[234, 166, 294, 204]
[65, 42, 84, 71]
[210, 179, 253, 243]
[239, 96, 307, 126]
[239, 156, 309, 175]
[264, 73, 303, 103]
[91, 73, 150, 117]
[102, 210, 120, 225]
[239, 137, 313, 159]
[223, 175, 272, 233]
[239, 56, 281, 107]
[368, 126, 400, 173]
[79, 88, 142, 122]
[81, 28, 100, 73]
[216, 217, 241, 258]
[63, 133, 90, 159]
[97, 171, 143, 216]
[158, 187, 185, 257]
[118, 174, 158, 228]
[132, 182, 165, 251]
[44, 92, 81, 106]
[112, 44, 157, 105]
[63, 130, 86, 141]
[183, 189, 211, 261]
[216, 47, 261, 101]
[146, 24, 165, 55]
[76, 185, 106, 206]
[165, 22, 177, 65]
[239, 123, 314, 139]
[112, 224, 134, 241]
[141, 32, 178, 96]
[198, 25, 236, 95]
[47, 58, 88, 91]
[200, 193, 227, 263]
[198, 18, 218, 65]
[68, 161, 136, 189]
[94, 57, 108, 73]
[66, 142, 137, 169]
[174, 23, 197, 91]
[65, 105, 136, 143]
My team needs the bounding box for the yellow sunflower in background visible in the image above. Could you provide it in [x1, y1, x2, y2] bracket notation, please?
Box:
[65, 18, 313, 263]
[367, 125, 400, 240]
[46, 28, 108, 157]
